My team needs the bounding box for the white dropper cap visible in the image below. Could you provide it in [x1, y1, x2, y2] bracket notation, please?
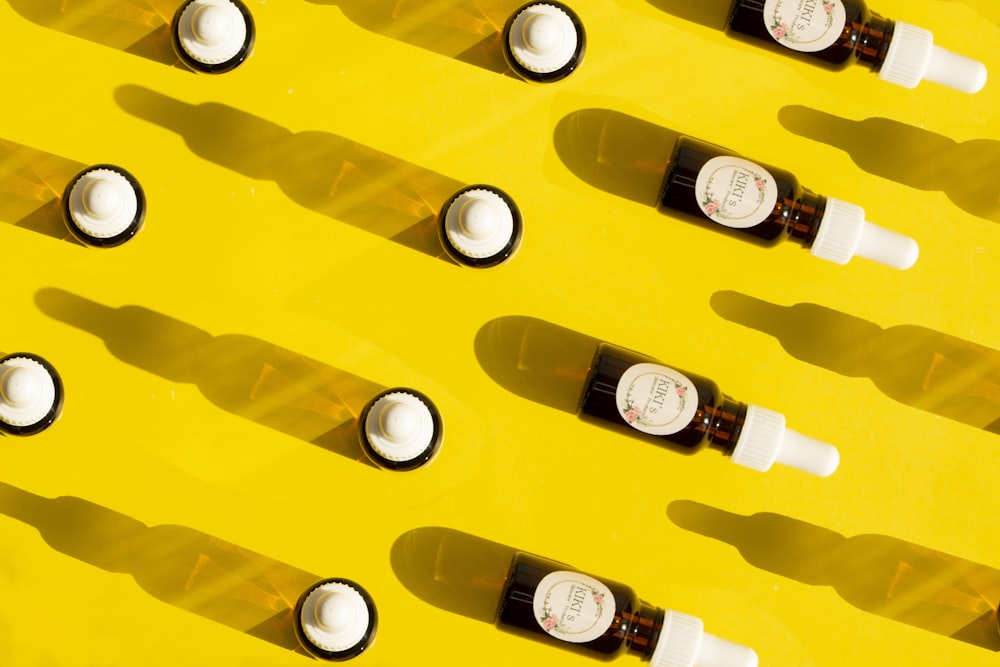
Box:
[650, 610, 758, 667]
[878, 22, 987, 93]
[176, 0, 249, 65]
[506, 3, 580, 74]
[443, 188, 518, 260]
[809, 197, 919, 270]
[730, 405, 840, 477]
[67, 168, 140, 240]
[298, 581, 373, 654]
[364, 391, 438, 463]
[0, 357, 57, 428]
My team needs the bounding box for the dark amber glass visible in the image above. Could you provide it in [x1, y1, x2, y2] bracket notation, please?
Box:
[495, 552, 663, 661]
[577, 343, 747, 455]
[657, 136, 824, 248]
[726, 0, 894, 71]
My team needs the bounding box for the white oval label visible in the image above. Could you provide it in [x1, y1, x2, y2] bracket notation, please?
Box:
[533, 571, 616, 644]
[694, 156, 778, 229]
[763, 0, 847, 53]
[615, 363, 698, 436]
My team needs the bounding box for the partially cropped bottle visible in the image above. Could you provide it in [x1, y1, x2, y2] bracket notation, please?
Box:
[496, 551, 758, 666]
[725, 0, 987, 93]
[578, 343, 839, 476]
[658, 135, 919, 269]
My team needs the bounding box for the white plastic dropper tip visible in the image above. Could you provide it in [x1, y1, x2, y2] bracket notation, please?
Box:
[459, 197, 499, 240]
[856, 221, 919, 270]
[379, 400, 419, 442]
[82, 177, 124, 219]
[926, 45, 988, 94]
[193, 4, 233, 46]
[777, 429, 840, 478]
[1, 367, 40, 408]
[698, 632, 759, 667]
[522, 13, 562, 54]
[315, 591, 356, 632]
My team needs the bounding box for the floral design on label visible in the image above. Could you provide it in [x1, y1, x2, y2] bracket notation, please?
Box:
[694, 156, 778, 229]
[615, 363, 698, 436]
[763, 0, 846, 53]
[533, 571, 616, 644]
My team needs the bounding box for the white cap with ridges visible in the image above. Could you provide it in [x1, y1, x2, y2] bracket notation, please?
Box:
[0, 357, 57, 428]
[67, 168, 139, 239]
[810, 197, 919, 270]
[650, 610, 758, 667]
[443, 188, 517, 260]
[364, 391, 437, 463]
[730, 405, 840, 477]
[507, 3, 580, 74]
[176, 0, 249, 65]
[878, 21, 987, 93]
[299, 581, 372, 654]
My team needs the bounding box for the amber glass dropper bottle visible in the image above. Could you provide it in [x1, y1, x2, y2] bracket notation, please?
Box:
[579, 342, 839, 476]
[496, 550, 758, 666]
[726, 0, 987, 93]
[658, 134, 919, 270]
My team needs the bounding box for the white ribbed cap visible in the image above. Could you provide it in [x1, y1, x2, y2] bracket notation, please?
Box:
[0, 357, 57, 428]
[364, 391, 437, 463]
[879, 21, 987, 93]
[176, 0, 249, 65]
[298, 581, 372, 654]
[443, 188, 517, 260]
[67, 168, 140, 239]
[810, 197, 919, 270]
[730, 405, 840, 477]
[650, 610, 758, 667]
[506, 3, 580, 74]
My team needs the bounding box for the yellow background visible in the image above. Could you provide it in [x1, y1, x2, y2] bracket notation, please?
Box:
[2, 0, 999, 665]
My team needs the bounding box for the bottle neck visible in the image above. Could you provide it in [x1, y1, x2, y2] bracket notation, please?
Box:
[854, 14, 895, 70]
[705, 394, 748, 454]
[625, 601, 664, 660]
[783, 188, 826, 247]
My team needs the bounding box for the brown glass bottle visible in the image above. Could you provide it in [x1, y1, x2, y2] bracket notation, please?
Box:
[657, 136, 822, 249]
[726, 0, 892, 71]
[578, 343, 747, 456]
[495, 552, 664, 661]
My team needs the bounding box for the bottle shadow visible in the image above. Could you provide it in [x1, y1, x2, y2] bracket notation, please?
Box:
[34, 287, 382, 463]
[711, 290, 1000, 434]
[0, 139, 85, 243]
[114, 84, 461, 262]
[305, 0, 518, 74]
[6, 0, 184, 69]
[0, 481, 321, 652]
[553, 108, 679, 207]
[474, 315, 600, 414]
[390, 526, 516, 622]
[668, 499, 1000, 650]
[779, 105, 1000, 224]
[641, 0, 734, 30]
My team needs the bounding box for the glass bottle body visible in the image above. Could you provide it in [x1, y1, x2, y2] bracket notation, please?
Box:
[657, 136, 824, 249]
[726, 0, 894, 71]
[495, 552, 663, 661]
[577, 343, 747, 456]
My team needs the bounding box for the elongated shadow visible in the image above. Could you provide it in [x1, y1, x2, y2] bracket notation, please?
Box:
[114, 84, 460, 260]
[6, 0, 183, 68]
[779, 105, 1000, 223]
[391, 526, 516, 622]
[474, 315, 599, 414]
[642, 0, 734, 30]
[35, 287, 382, 462]
[553, 108, 679, 207]
[0, 139, 84, 242]
[306, 0, 516, 74]
[711, 290, 1000, 434]
[669, 500, 1000, 650]
[0, 482, 321, 652]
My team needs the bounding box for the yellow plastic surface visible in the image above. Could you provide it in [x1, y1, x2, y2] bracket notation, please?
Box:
[1, 1, 999, 665]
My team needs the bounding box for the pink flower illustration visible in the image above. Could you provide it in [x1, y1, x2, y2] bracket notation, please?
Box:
[773, 23, 788, 39]
[542, 614, 558, 631]
[823, 2, 834, 12]
[676, 386, 687, 397]
[593, 593, 604, 604]
[624, 408, 640, 423]
[755, 179, 766, 190]
[704, 200, 720, 216]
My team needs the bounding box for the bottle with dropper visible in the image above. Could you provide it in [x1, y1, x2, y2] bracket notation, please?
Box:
[725, 0, 987, 93]
[496, 550, 758, 666]
[0, 353, 64, 436]
[658, 134, 919, 269]
[502, 1, 586, 82]
[579, 342, 840, 476]
[171, 0, 255, 74]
